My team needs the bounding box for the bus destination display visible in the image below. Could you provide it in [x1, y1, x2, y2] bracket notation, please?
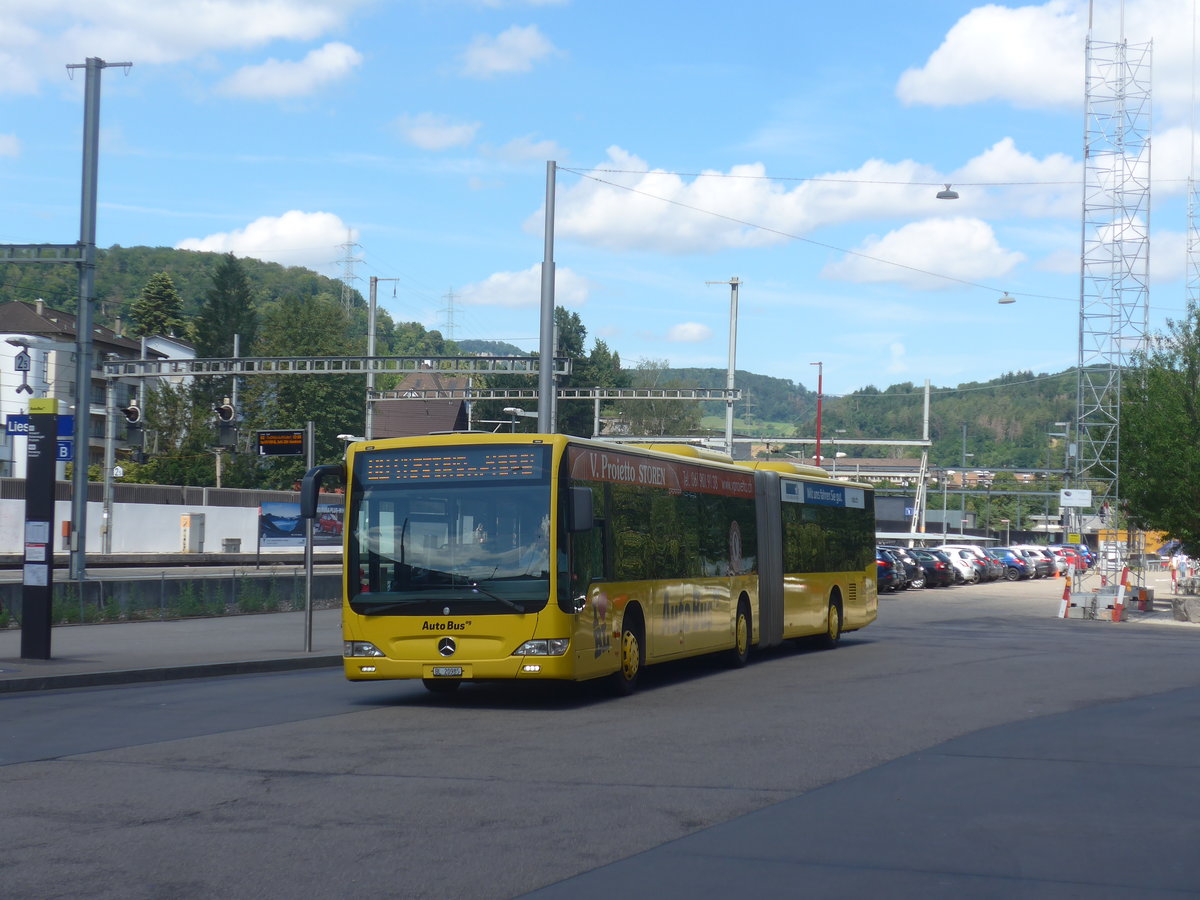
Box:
[362, 447, 545, 484]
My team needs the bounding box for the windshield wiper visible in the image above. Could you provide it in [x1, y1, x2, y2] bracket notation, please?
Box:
[470, 581, 525, 613]
[353, 599, 425, 615]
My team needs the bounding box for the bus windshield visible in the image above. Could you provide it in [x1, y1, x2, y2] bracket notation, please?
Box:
[348, 445, 553, 615]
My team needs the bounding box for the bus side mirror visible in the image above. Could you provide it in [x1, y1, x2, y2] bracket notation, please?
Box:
[301, 464, 344, 518]
[568, 486, 593, 532]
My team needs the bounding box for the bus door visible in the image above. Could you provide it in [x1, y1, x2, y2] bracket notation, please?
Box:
[568, 515, 616, 680]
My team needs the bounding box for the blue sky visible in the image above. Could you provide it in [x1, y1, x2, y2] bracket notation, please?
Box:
[1, 0, 1196, 395]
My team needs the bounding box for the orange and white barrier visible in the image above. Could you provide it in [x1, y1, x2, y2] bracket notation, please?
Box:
[1058, 565, 1074, 618]
[1112, 566, 1130, 622]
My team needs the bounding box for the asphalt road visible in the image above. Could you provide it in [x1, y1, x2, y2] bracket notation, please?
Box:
[4, 576, 1199, 899]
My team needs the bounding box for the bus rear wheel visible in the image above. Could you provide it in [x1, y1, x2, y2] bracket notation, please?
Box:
[728, 599, 751, 668]
[611, 614, 644, 695]
[819, 600, 842, 649]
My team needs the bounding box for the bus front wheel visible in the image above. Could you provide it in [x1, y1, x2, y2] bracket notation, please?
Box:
[611, 613, 644, 695]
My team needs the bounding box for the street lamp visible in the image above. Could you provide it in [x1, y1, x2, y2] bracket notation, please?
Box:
[503, 406, 537, 433]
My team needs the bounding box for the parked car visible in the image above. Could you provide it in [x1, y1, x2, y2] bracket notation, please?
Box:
[980, 553, 1005, 582]
[935, 546, 980, 584]
[988, 547, 1033, 580]
[1013, 545, 1056, 578]
[876, 548, 901, 593]
[1049, 545, 1088, 572]
[940, 543, 998, 581]
[880, 545, 923, 589]
[910, 548, 955, 587]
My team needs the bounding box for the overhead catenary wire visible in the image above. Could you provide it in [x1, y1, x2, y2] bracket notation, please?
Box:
[559, 166, 1049, 304]
[554, 165, 1192, 314]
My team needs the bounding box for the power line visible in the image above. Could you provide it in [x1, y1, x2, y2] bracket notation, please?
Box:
[558, 167, 1049, 303]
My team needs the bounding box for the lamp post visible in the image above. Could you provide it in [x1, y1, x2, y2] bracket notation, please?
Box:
[366, 276, 402, 440]
[943, 470, 955, 540]
[1001, 518, 1011, 545]
[810, 361, 823, 466]
[982, 473, 993, 538]
[705, 277, 740, 456]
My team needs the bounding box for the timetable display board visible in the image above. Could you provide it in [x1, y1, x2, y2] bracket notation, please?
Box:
[257, 429, 305, 456]
[361, 446, 547, 485]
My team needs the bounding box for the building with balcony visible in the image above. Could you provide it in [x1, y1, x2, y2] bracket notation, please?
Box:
[0, 299, 169, 478]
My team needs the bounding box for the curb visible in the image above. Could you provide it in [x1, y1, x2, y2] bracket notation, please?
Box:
[0, 654, 342, 694]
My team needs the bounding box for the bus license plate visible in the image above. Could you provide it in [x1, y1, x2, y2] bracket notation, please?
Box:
[431, 666, 463, 677]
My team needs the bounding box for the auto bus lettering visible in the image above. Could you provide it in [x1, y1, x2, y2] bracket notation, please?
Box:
[421, 620, 469, 631]
[662, 585, 715, 631]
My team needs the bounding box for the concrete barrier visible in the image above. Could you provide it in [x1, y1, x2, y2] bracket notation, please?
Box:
[0, 570, 342, 624]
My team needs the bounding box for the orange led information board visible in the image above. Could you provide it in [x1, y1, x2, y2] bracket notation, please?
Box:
[257, 429, 305, 457]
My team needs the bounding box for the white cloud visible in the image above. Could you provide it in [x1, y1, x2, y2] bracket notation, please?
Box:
[897, 0, 1200, 123]
[481, 135, 566, 163]
[667, 322, 712, 343]
[176, 210, 354, 269]
[1150, 126, 1200, 191]
[393, 113, 481, 151]
[1150, 228, 1186, 282]
[461, 24, 556, 78]
[523, 139, 1084, 257]
[1037, 247, 1081, 275]
[459, 263, 589, 308]
[220, 42, 362, 98]
[897, 1, 1084, 109]
[821, 217, 1025, 289]
[0, 134, 19, 157]
[0, 1, 369, 94]
[950, 138, 1079, 218]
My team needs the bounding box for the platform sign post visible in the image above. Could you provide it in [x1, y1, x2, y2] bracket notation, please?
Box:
[22, 398, 57, 659]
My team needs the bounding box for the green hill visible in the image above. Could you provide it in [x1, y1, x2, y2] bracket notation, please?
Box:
[0, 245, 357, 325]
[2, 245, 1080, 466]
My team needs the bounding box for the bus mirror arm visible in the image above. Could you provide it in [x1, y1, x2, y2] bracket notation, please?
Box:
[300, 464, 344, 518]
[568, 487, 594, 532]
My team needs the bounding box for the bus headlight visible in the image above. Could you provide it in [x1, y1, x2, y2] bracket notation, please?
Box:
[344, 641, 385, 658]
[513, 638, 569, 656]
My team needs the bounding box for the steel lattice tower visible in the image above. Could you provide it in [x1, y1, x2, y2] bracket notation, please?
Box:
[1189, 176, 1200, 305]
[338, 232, 362, 310]
[1075, 36, 1152, 528]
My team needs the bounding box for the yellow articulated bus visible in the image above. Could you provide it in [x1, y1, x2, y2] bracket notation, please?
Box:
[301, 433, 877, 695]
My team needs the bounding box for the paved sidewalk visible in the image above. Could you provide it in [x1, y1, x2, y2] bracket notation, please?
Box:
[0, 607, 343, 693]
